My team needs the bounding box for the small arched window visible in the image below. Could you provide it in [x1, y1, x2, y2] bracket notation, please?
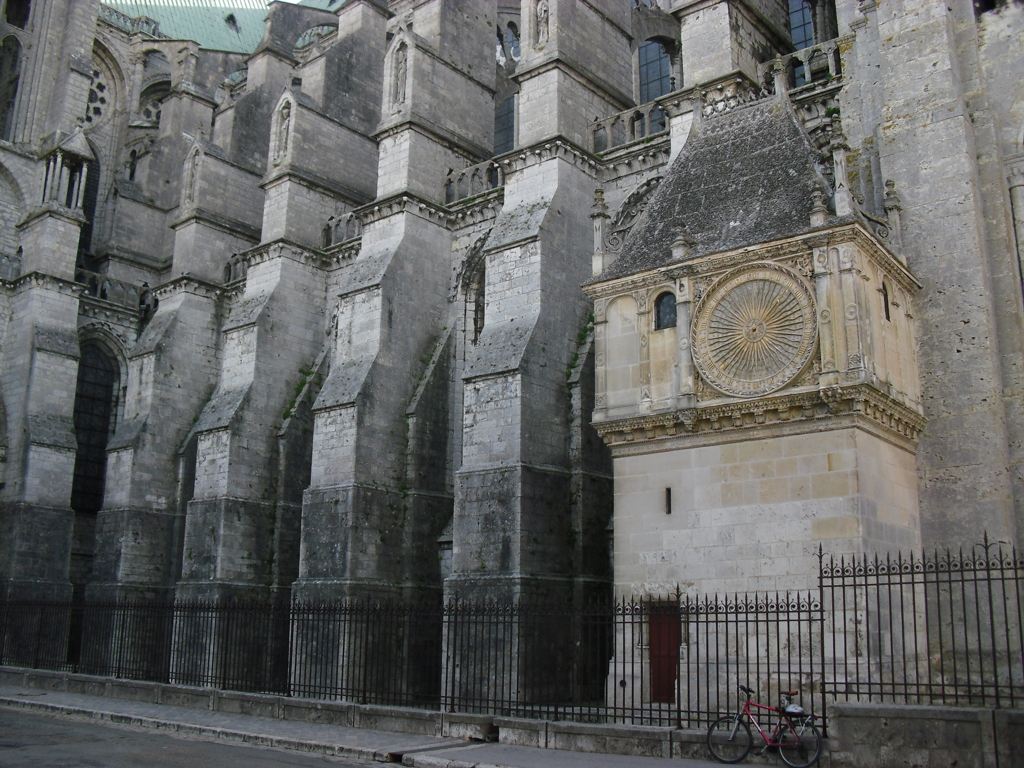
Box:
[655, 292, 676, 330]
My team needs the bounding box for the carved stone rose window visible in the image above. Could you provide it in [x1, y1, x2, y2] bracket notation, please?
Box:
[691, 263, 817, 398]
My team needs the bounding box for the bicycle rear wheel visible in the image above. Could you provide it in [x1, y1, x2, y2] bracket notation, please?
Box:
[706, 715, 753, 763]
[777, 719, 822, 768]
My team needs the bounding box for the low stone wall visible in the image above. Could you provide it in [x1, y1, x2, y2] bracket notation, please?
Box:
[5, 666, 1022, 766]
[493, 716, 824, 763]
[827, 702, 1024, 768]
[0, 666, 487, 738]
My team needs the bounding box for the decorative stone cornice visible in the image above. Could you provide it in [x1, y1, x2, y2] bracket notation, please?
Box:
[599, 143, 671, 184]
[6, 271, 82, 297]
[357, 193, 453, 228]
[241, 239, 335, 272]
[498, 138, 600, 179]
[79, 295, 140, 326]
[152, 274, 222, 301]
[449, 189, 503, 230]
[585, 219, 919, 299]
[594, 382, 926, 452]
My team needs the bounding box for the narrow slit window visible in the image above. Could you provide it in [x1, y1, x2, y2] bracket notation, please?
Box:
[881, 281, 891, 322]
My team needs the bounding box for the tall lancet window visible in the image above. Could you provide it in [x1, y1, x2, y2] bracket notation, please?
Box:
[71, 343, 118, 516]
[0, 36, 21, 141]
[638, 39, 672, 133]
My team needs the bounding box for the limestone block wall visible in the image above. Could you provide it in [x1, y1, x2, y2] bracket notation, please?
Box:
[515, 0, 632, 148]
[612, 425, 921, 594]
[868, 0, 1020, 544]
[301, 0, 387, 134]
[0, 276, 82, 600]
[178, 247, 327, 600]
[92, 279, 221, 599]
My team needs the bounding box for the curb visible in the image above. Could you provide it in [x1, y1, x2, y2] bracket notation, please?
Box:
[0, 695, 399, 762]
[402, 755, 506, 768]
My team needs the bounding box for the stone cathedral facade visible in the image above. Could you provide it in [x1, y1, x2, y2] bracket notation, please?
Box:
[0, 0, 1021, 617]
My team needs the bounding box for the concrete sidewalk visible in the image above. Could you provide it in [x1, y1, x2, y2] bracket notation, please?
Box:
[0, 685, 722, 767]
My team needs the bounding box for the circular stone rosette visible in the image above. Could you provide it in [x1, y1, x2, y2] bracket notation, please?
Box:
[691, 262, 817, 398]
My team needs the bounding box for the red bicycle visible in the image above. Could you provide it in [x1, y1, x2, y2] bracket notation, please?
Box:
[706, 685, 822, 767]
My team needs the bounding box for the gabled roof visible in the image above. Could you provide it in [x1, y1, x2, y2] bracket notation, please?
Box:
[599, 96, 826, 281]
[103, 1, 270, 53]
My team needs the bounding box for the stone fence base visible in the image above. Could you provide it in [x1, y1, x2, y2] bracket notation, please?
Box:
[3, 666, 1023, 766]
[827, 702, 1024, 768]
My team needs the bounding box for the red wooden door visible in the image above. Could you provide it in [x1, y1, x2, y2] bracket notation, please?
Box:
[650, 608, 680, 703]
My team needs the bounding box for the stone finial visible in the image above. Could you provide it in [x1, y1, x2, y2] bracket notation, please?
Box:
[671, 225, 694, 260]
[771, 55, 788, 97]
[591, 188, 610, 276]
[810, 185, 829, 227]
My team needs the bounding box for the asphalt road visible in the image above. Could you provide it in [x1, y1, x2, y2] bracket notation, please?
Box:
[0, 708, 373, 768]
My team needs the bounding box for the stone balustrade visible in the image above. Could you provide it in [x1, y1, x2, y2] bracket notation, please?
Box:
[75, 268, 143, 310]
[761, 39, 843, 91]
[589, 101, 668, 155]
[444, 160, 503, 204]
[98, 4, 164, 38]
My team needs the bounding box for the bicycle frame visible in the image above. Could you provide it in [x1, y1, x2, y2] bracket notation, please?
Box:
[736, 698, 814, 748]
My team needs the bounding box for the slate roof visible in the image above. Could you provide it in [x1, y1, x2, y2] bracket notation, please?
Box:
[599, 96, 826, 281]
[104, 1, 270, 53]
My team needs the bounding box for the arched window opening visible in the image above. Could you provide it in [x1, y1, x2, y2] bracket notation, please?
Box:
[638, 39, 671, 132]
[504, 23, 521, 62]
[881, 281, 891, 322]
[465, 253, 486, 344]
[71, 342, 118, 516]
[631, 111, 646, 140]
[0, 36, 22, 141]
[4, 0, 30, 28]
[77, 158, 99, 258]
[139, 83, 168, 125]
[494, 94, 515, 155]
[496, 28, 506, 65]
[655, 292, 677, 330]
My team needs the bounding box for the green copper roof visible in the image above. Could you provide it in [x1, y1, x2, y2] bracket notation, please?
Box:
[103, 1, 270, 53]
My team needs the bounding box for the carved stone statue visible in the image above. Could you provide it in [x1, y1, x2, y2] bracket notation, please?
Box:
[275, 101, 291, 161]
[393, 44, 407, 107]
[536, 0, 549, 45]
[184, 151, 199, 204]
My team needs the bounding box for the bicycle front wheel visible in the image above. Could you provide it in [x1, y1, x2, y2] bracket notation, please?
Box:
[777, 720, 822, 768]
[706, 715, 753, 763]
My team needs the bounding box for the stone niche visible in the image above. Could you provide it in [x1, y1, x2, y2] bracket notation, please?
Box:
[586, 222, 925, 595]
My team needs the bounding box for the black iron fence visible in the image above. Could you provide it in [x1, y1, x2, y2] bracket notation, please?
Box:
[820, 534, 1024, 709]
[1, 538, 1021, 729]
